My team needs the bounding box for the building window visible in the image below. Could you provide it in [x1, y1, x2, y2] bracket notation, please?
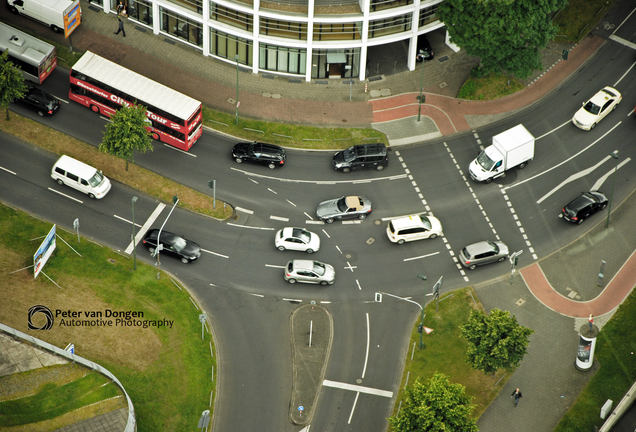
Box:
[210, 29, 253, 66]
[311, 48, 359, 79]
[210, 2, 253, 31]
[368, 13, 411, 38]
[369, 0, 413, 12]
[312, 22, 361, 41]
[418, 3, 440, 27]
[259, 44, 306, 74]
[166, 0, 202, 14]
[127, 0, 153, 26]
[260, 18, 307, 40]
[161, 7, 204, 47]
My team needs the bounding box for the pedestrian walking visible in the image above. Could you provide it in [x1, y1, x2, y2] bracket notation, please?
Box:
[114, 18, 126, 37]
[511, 388, 522, 407]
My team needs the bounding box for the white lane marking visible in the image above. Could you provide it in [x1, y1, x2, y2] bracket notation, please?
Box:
[113, 214, 142, 228]
[591, 158, 631, 191]
[124, 203, 166, 254]
[505, 122, 622, 191]
[268, 188, 277, 194]
[270, 215, 289, 222]
[164, 144, 197, 157]
[230, 166, 407, 184]
[342, 220, 362, 224]
[536, 155, 615, 204]
[249, 293, 264, 297]
[283, 298, 302, 302]
[381, 211, 430, 221]
[265, 264, 286, 268]
[535, 120, 570, 141]
[322, 229, 331, 238]
[403, 251, 440, 262]
[322, 380, 393, 398]
[613, 57, 636, 86]
[614, 7, 636, 33]
[0, 166, 16, 175]
[286, 199, 297, 207]
[235, 206, 254, 214]
[48, 188, 83, 203]
[361, 313, 370, 379]
[201, 249, 229, 258]
[306, 220, 324, 225]
[348, 392, 360, 424]
[227, 223, 275, 230]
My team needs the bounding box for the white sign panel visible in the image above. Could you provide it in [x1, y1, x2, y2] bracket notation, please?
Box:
[34, 225, 56, 279]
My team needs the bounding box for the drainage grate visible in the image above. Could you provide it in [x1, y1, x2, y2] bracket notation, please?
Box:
[262, 74, 275, 79]
[289, 79, 302, 84]
[164, 38, 176, 45]
[135, 26, 147, 32]
[88, 5, 101, 12]
[437, 55, 450, 63]
[368, 75, 383, 82]
[316, 80, 328, 85]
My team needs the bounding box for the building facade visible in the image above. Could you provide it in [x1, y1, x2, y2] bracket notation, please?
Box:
[93, 0, 447, 81]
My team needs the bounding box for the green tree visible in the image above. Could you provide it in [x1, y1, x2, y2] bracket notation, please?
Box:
[461, 308, 534, 373]
[389, 373, 478, 432]
[0, 51, 28, 121]
[438, 0, 567, 79]
[99, 103, 153, 170]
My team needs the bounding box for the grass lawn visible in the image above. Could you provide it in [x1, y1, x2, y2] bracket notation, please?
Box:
[0, 204, 215, 432]
[553, 0, 618, 43]
[390, 288, 513, 425]
[457, 72, 525, 101]
[554, 288, 636, 432]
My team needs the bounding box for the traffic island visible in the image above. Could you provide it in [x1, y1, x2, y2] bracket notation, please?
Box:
[289, 303, 333, 425]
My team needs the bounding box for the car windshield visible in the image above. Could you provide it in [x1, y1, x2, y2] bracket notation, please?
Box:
[486, 240, 499, 254]
[292, 228, 310, 243]
[476, 150, 495, 171]
[342, 146, 356, 162]
[312, 261, 326, 276]
[88, 171, 105, 188]
[170, 236, 187, 252]
[418, 215, 432, 229]
[583, 101, 601, 115]
[336, 197, 349, 212]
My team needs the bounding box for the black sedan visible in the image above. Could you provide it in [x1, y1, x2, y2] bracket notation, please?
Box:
[231, 142, 286, 169]
[142, 229, 201, 263]
[561, 191, 608, 224]
[19, 87, 61, 117]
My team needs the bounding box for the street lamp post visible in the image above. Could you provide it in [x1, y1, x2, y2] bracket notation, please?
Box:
[131, 196, 138, 270]
[380, 290, 425, 349]
[417, 61, 425, 122]
[417, 274, 427, 348]
[605, 151, 619, 228]
[235, 54, 240, 125]
[156, 195, 179, 279]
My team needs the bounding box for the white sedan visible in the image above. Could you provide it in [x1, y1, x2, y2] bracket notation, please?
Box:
[572, 86, 622, 130]
[275, 227, 321, 253]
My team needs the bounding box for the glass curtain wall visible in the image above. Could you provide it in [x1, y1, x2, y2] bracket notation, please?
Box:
[161, 7, 204, 46]
[210, 28, 253, 66]
[259, 44, 306, 74]
[311, 48, 359, 79]
[128, 0, 153, 25]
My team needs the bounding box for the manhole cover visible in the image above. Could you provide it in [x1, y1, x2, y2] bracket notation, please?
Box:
[339, 250, 359, 263]
[366, 237, 375, 245]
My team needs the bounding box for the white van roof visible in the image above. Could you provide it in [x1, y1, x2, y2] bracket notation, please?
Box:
[55, 155, 99, 179]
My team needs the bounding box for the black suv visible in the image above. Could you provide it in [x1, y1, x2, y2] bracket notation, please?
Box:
[20, 87, 61, 117]
[232, 142, 286, 169]
[332, 143, 389, 173]
[561, 191, 608, 224]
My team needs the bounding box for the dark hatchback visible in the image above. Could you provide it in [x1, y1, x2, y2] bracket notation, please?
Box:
[416, 35, 434, 62]
[142, 229, 201, 263]
[332, 143, 388, 173]
[232, 142, 286, 169]
[561, 191, 608, 224]
[20, 87, 61, 116]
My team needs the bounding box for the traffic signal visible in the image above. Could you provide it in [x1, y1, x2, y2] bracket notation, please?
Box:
[417, 323, 424, 334]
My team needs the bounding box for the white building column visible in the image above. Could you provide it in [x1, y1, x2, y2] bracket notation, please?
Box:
[251, 0, 260, 74]
[152, 2, 160, 35]
[305, 0, 314, 82]
[358, 0, 370, 81]
[406, 0, 421, 72]
[202, 0, 210, 56]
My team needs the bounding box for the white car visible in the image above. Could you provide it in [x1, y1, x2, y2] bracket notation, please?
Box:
[572, 86, 622, 130]
[275, 227, 320, 253]
[386, 214, 443, 244]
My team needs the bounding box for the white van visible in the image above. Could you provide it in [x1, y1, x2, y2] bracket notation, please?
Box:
[7, 0, 81, 34]
[51, 155, 111, 199]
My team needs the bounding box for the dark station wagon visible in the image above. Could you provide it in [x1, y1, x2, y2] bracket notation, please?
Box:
[232, 141, 286, 169]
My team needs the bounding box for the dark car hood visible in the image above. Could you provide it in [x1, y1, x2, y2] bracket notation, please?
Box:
[232, 143, 250, 157]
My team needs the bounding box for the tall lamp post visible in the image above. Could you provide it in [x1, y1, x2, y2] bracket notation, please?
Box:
[379, 290, 426, 349]
[417, 61, 425, 122]
[155, 195, 179, 279]
[131, 196, 138, 270]
[235, 54, 240, 125]
[605, 150, 619, 228]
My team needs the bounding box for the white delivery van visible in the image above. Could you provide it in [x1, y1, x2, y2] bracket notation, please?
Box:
[468, 124, 535, 183]
[51, 155, 111, 199]
[7, 0, 81, 34]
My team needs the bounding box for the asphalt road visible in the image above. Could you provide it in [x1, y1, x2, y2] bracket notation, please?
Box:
[3, 20, 636, 431]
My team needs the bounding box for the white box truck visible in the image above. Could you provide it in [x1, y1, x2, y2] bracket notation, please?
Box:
[7, 0, 81, 35]
[468, 124, 535, 183]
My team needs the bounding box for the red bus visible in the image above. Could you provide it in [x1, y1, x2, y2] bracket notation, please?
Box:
[69, 51, 203, 151]
[0, 22, 56, 84]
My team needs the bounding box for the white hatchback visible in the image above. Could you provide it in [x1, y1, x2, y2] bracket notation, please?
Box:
[386, 214, 443, 244]
[275, 227, 320, 253]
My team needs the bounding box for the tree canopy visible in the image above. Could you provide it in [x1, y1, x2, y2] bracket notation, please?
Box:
[99, 102, 153, 170]
[389, 373, 478, 432]
[438, 0, 567, 79]
[461, 308, 534, 373]
[0, 51, 28, 121]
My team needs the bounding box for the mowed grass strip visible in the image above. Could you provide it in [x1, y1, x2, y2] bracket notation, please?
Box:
[0, 373, 120, 426]
[554, 286, 636, 432]
[391, 288, 512, 424]
[0, 204, 215, 432]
